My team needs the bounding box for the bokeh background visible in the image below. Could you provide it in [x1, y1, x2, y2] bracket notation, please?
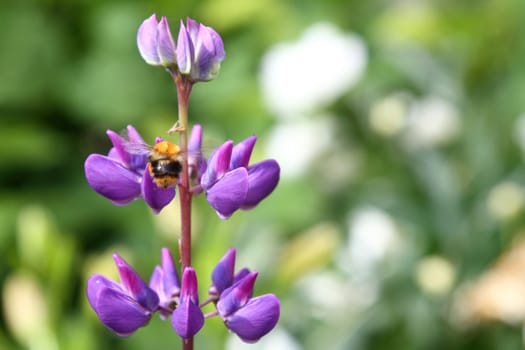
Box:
[2, 0, 525, 349]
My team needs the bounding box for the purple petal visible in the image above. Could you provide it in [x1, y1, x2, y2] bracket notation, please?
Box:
[217, 271, 258, 317]
[84, 154, 141, 205]
[93, 286, 154, 337]
[185, 17, 200, 44]
[242, 160, 280, 210]
[211, 248, 236, 296]
[161, 248, 180, 296]
[234, 268, 251, 284]
[137, 14, 160, 65]
[106, 130, 130, 164]
[106, 127, 148, 171]
[200, 141, 233, 189]
[192, 23, 225, 80]
[230, 136, 257, 169]
[87, 274, 123, 310]
[205, 167, 248, 219]
[171, 298, 204, 339]
[225, 294, 280, 343]
[180, 267, 199, 305]
[113, 254, 159, 312]
[157, 17, 176, 66]
[141, 170, 176, 214]
[188, 124, 202, 153]
[125, 125, 146, 145]
[188, 124, 206, 180]
[176, 20, 193, 74]
[149, 266, 163, 297]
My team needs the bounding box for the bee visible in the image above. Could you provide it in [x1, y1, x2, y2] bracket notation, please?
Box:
[123, 134, 204, 189]
[147, 141, 184, 188]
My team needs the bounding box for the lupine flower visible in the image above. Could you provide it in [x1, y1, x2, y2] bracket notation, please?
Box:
[86, 254, 159, 336]
[209, 247, 250, 298]
[216, 271, 280, 343]
[84, 125, 175, 213]
[137, 15, 225, 82]
[200, 136, 280, 219]
[176, 17, 225, 82]
[171, 267, 205, 339]
[149, 248, 180, 319]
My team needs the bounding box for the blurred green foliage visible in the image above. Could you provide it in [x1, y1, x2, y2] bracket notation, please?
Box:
[2, 0, 525, 349]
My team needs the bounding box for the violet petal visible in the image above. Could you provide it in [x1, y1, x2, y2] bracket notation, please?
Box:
[217, 271, 258, 317]
[211, 248, 236, 295]
[225, 294, 280, 343]
[242, 159, 280, 210]
[192, 23, 225, 80]
[137, 14, 160, 65]
[86, 274, 123, 310]
[200, 141, 233, 189]
[84, 154, 141, 205]
[161, 248, 180, 297]
[113, 254, 159, 312]
[141, 170, 176, 214]
[230, 135, 257, 169]
[205, 167, 248, 219]
[93, 286, 154, 337]
[176, 20, 193, 74]
[171, 298, 204, 339]
[157, 16, 176, 66]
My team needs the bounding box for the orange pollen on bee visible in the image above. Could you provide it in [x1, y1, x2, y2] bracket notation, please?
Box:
[153, 176, 178, 188]
[153, 141, 180, 157]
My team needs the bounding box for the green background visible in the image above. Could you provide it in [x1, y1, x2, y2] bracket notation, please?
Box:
[2, 0, 525, 349]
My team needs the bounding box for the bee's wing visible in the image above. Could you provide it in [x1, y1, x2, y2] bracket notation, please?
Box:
[123, 141, 152, 155]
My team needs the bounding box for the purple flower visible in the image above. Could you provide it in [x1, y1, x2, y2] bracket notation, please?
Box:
[137, 15, 225, 82]
[149, 248, 180, 319]
[200, 136, 280, 219]
[177, 17, 225, 82]
[137, 14, 177, 67]
[171, 267, 205, 339]
[84, 125, 175, 213]
[209, 247, 250, 297]
[216, 272, 280, 343]
[86, 253, 159, 337]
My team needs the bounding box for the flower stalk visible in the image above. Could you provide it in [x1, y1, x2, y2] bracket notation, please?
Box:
[175, 76, 193, 272]
[175, 76, 195, 350]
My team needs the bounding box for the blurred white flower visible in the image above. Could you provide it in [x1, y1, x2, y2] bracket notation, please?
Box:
[369, 93, 410, 137]
[226, 328, 302, 350]
[259, 22, 367, 118]
[487, 181, 525, 220]
[402, 96, 461, 148]
[415, 255, 456, 296]
[295, 271, 377, 318]
[265, 116, 335, 179]
[342, 206, 402, 274]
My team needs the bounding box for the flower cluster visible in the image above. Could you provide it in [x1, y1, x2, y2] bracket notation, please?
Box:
[87, 248, 280, 342]
[137, 14, 225, 82]
[84, 125, 280, 218]
[86, 14, 282, 347]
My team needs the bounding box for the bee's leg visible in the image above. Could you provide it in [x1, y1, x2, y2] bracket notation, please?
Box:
[167, 120, 186, 134]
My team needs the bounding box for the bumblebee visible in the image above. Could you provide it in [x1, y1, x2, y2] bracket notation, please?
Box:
[147, 141, 183, 188]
